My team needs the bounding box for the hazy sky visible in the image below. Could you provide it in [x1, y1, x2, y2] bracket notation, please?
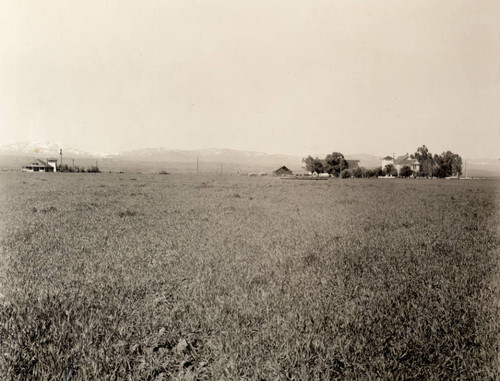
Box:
[1, 0, 499, 158]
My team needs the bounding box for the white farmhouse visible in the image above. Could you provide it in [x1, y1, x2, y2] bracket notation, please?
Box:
[381, 154, 420, 176]
[22, 159, 53, 172]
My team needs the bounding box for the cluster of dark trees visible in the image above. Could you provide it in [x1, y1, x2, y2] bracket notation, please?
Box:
[411, 145, 462, 178]
[303, 152, 389, 178]
[349, 167, 384, 178]
[302, 146, 462, 179]
[58, 164, 100, 173]
[302, 152, 348, 177]
[303, 152, 387, 178]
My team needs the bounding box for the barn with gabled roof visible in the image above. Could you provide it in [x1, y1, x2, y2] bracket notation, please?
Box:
[273, 166, 293, 176]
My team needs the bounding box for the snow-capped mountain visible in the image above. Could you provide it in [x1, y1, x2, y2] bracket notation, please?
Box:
[0, 141, 109, 158]
[0, 142, 305, 171]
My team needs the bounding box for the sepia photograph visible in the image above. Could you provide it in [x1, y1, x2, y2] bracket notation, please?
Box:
[0, 0, 499, 379]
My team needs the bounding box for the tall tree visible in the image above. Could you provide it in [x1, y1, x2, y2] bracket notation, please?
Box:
[324, 152, 348, 176]
[433, 151, 462, 177]
[384, 164, 396, 176]
[302, 156, 324, 173]
[412, 145, 434, 177]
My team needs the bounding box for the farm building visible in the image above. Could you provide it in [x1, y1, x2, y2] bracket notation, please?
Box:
[381, 155, 420, 175]
[273, 166, 293, 176]
[22, 159, 56, 173]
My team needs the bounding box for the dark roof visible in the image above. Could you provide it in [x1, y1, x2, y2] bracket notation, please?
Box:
[274, 166, 292, 172]
[382, 156, 393, 160]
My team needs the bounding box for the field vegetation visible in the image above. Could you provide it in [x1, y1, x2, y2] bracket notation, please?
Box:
[0, 172, 499, 379]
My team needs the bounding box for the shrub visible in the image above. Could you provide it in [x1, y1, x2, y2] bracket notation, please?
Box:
[384, 164, 397, 177]
[352, 167, 363, 178]
[373, 167, 384, 177]
[364, 169, 376, 178]
[340, 169, 351, 178]
[399, 165, 413, 178]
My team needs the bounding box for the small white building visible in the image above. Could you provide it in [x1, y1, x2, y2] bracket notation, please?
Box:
[22, 159, 54, 172]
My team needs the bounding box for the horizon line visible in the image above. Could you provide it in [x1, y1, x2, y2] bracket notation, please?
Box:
[0, 140, 496, 161]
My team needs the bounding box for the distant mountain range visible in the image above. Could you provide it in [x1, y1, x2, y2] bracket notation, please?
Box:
[0, 141, 109, 158]
[1, 141, 499, 177]
[0, 142, 384, 173]
[114, 147, 301, 164]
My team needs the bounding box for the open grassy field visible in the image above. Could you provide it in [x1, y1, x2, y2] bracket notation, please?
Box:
[0, 172, 499, 379]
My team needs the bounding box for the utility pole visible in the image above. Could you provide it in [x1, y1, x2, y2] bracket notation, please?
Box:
[60, 149, 63, 169]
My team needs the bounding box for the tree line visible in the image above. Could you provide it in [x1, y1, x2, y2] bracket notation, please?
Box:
[58, 164, 100, 173]
[302, 145, 462, 178]
[411, 145, 462, 178]
[302, 152, 349, 177]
